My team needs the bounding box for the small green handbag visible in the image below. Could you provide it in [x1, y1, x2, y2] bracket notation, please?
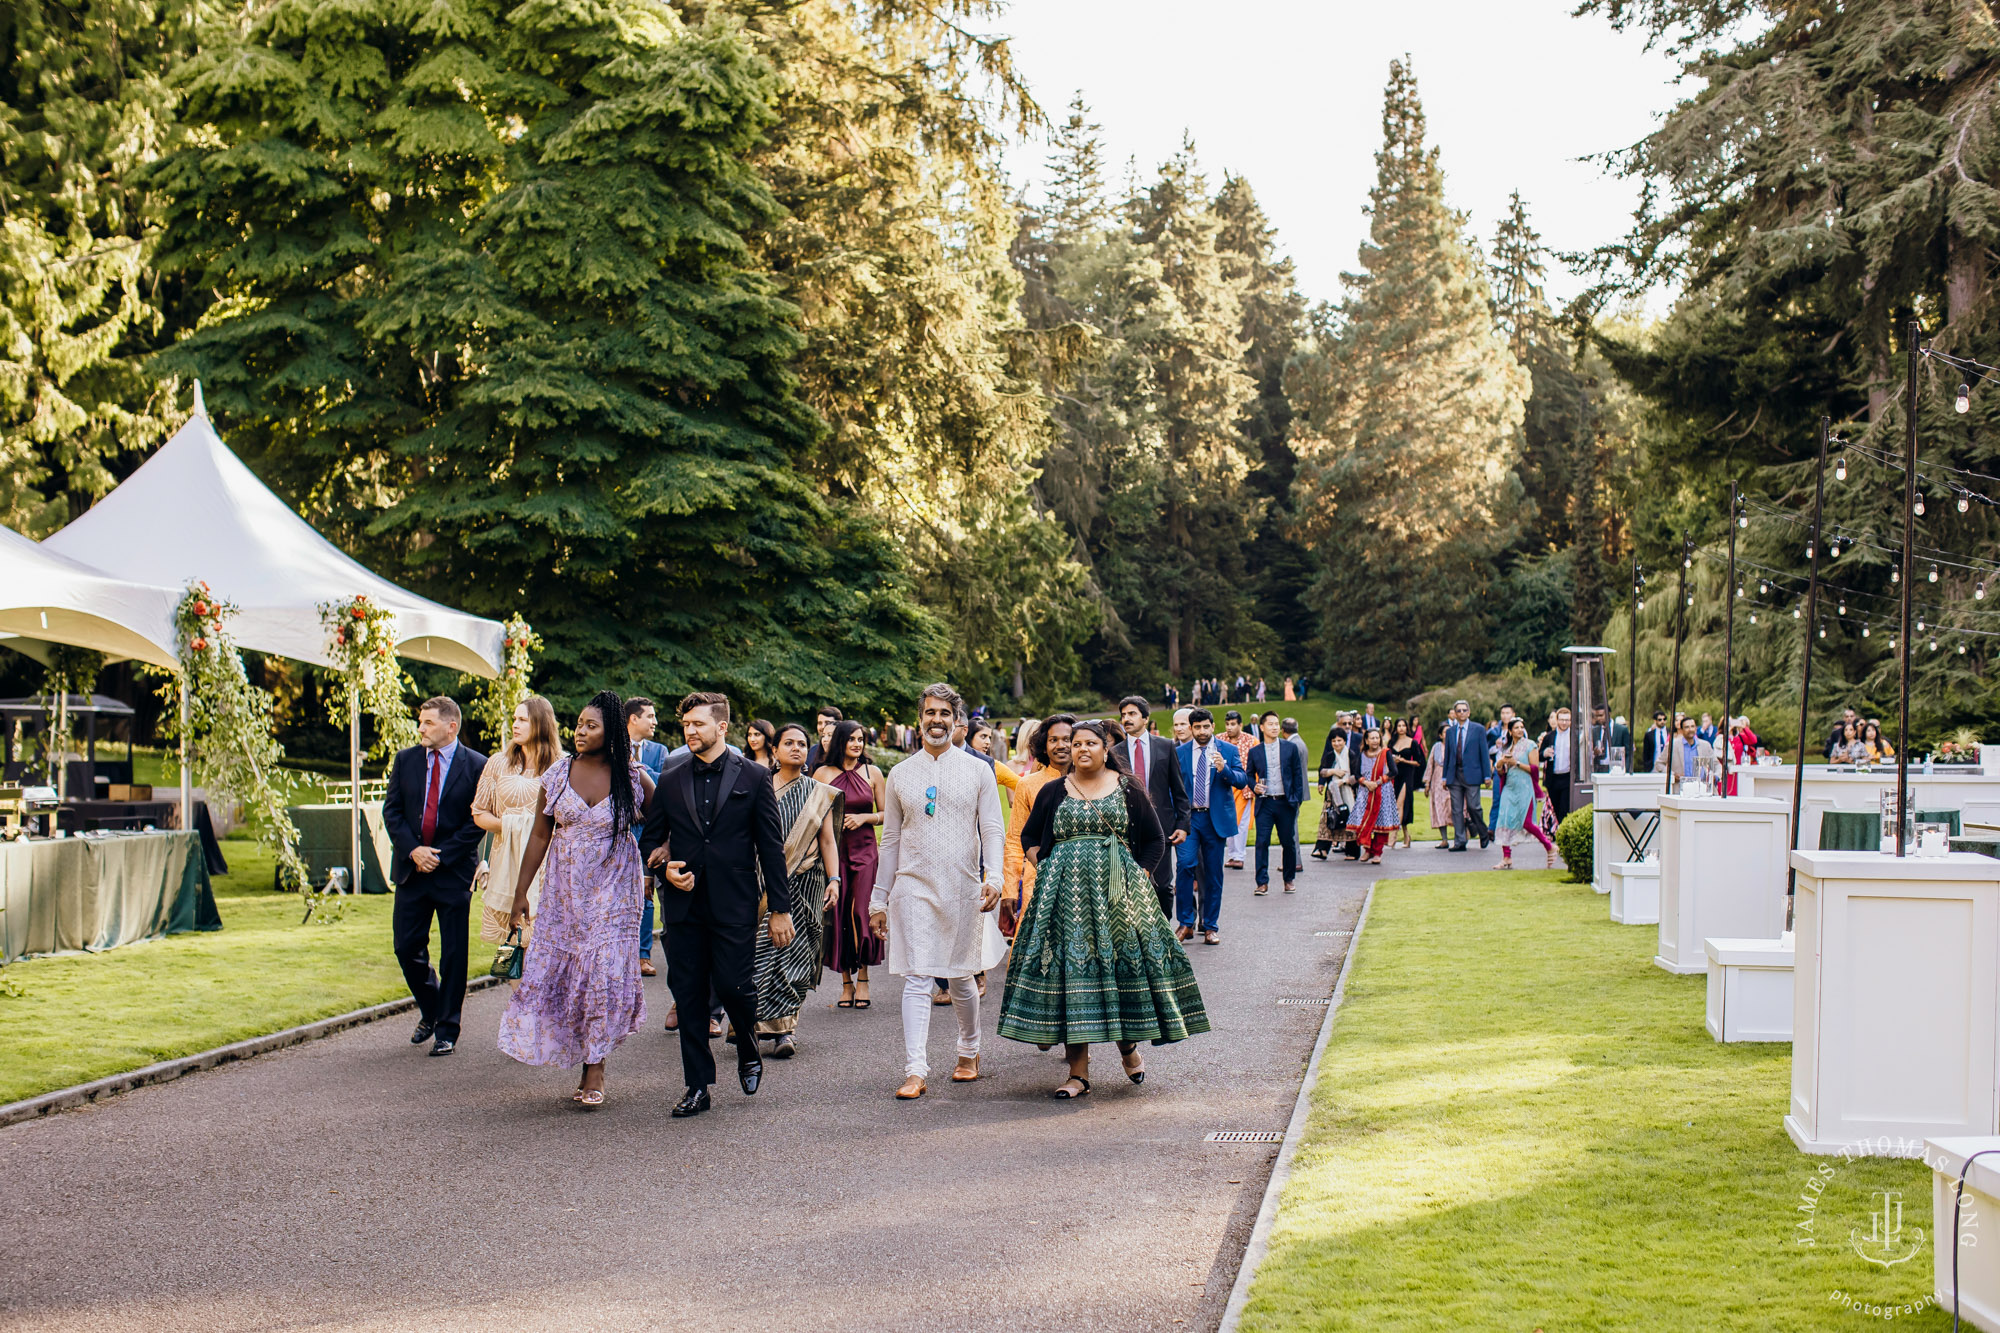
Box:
[490, 928, 526, 981]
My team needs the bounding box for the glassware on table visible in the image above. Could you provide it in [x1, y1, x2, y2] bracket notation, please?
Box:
[1916, 821, 1953, 858]
[1879, 790, 1915, 854]
[1609, 746, 1627, 775]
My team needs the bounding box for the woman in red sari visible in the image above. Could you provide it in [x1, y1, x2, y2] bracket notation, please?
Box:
[1344, 728, 1401, 864]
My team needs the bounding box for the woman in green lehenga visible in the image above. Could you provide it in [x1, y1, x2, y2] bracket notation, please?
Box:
[1000, 719, 1210, 1099]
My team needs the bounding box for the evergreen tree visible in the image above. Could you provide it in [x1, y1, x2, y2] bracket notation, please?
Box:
[1287, 60, 1529, 693]
[1122, 142, 1259, 680]
[151, 0, 936, 715]
[1213, 173, 1310, 667]
[1580, 0, 2000, 729]
[706, 0, 1096, 708]
[0, 0, 214, 534]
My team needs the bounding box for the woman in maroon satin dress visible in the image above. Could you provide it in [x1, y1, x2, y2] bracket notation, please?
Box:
[813, 720, 885, 1008]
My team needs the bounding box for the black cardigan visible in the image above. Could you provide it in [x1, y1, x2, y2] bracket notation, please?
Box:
[1019, 775, 1167, 875]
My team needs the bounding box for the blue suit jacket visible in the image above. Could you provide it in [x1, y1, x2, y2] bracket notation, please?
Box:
[1246, 739, 1307, 809]
[1178, 739, 1248, 837]
[1440, 720, 1494, 787]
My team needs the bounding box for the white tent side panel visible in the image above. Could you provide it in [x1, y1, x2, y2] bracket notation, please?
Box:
[0, 526, 182, 670]
[43, 415, 504, 678]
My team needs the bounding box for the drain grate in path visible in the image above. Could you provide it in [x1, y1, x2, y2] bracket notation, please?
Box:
[1313, 930, 1352, 937]
[1205, 1130, 1285, 1143]
[1277, 997, 1333, 1006]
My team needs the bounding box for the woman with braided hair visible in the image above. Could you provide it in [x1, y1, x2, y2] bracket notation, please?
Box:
[498, 690, 657, 1108]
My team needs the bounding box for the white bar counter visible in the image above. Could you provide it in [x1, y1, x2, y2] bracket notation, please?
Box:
[1655, 794, 1789, 975]
[1788, 851, 2000, 1157]
[1591, 771, 1665, 895]
[1929, 1136, 2000, 1331]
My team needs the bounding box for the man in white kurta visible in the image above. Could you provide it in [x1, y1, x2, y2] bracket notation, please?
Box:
[870, 685, 1006, 1097]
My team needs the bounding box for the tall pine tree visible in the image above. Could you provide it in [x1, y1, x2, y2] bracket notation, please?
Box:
[1287, 60, 1529, 693]
[151, 0, 936, 714]
[0, 0, 215, 534]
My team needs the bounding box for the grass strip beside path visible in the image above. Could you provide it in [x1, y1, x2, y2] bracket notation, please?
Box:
[1242, 870, 1949, 1331]
[0, 841, 480, 1105]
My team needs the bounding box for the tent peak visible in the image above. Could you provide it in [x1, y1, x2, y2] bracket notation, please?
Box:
[190, 379, 206, 418]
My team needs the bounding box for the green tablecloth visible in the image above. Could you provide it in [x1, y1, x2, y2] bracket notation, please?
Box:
[1819, 808, 1964, 850]
[285, 803, 394, 894]
[0, 830, 217, 964]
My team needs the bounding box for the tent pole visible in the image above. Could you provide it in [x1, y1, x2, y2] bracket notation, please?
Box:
[349, 682, 361, 896]
[179, 676, 191, 844]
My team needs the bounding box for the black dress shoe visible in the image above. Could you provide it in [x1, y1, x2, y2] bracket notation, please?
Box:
[428, 1037, 455, 1056]
[771, 1035, 796, 1059]
[411, 1020, 436, 1045]
[739, 1060, 763, 1095]
[672, 1087, 711, 1117]
[1479, 834, 1493, 849]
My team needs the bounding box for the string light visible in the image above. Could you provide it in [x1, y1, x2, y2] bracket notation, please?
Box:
[1819, 626, 1827, 638]
[1979, 582, 1987, 600]
[1749, 612, 1758, 624]
[1962, 643, 1970, 654]
[1961, 493, 1973, 513]
[1892, 568, 1901, 583]
[1918, 617, 1927, 631]
[1838, 600, 1846, 614]
[1958, 383, 1972, 414]
[1836, 456, 1848, 481]
[1736, 584, 1745, 599]
[1932, 638, 1940, 651]
[1793, 605, 1802, 618]
[1862, 624, 1871, 637]
[1916, 493, 1927, 516]
[1930, 564, 1941, 582]
[1806, 541, 1815, 559]
[1760, 580, 1769, 594]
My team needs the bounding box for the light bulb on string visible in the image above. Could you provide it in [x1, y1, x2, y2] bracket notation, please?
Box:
[1819, 626, 1827, 638]
[1961, 643, 1969, 655]
[1836, 456, 1848, 481]
[1979, 582, 1987, 600]
[1916, 493, 1927, 516]
[1793, 605, 1802, 619]
[1958, 383, 1972, 414]
[1838, 600, 1846, 614]
[1749, 613, 1758, 624]
[1637, 598, 1645, 611]
[1760, 580, 1769, 594]
[1932, 638, 1940, 651]
[1736, 584, 1745, 599]
[1930, 564, 1940, 582]
[1892, 568, 1901, 583]
[1806, 541, 1815, 559]
[1919, 617, 1927, 631]
[1862, 624, 1871, 637]
[1961, 493, 1972, 513]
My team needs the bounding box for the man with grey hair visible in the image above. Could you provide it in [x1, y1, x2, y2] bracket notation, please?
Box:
[1439, 698, 1494, 852]
[870, 683, 1006, 1100]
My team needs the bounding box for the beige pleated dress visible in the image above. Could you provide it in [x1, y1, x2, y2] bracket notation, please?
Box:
[474, 761, 548, 943]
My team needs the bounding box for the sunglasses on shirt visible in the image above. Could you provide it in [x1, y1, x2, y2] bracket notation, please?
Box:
[925, 785, 937, 817]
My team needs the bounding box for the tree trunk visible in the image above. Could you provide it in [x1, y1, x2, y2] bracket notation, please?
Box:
[1011, 659, 1024, 700]
[1948, 231, 1986, 327]
[1167, 622, 1181, 679]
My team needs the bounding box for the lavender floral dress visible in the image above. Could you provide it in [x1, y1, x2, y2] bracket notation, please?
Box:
[497, 757, 647, 1067]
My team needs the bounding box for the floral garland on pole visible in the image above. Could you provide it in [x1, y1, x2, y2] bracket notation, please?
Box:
[466, 617, 541, 749]
[158, 583, 317, 917]
[319, 595, 420, 766]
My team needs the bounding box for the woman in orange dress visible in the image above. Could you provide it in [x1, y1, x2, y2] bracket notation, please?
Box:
[1001, 713, 1075, 937]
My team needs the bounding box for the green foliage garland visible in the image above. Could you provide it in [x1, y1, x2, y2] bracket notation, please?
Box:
[318, 595, 418, 769]
[158, 582, 315, 916]
[466, 618, 540, 750]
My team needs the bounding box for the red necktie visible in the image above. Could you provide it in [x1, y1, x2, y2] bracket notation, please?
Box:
[1133, 739, 1147, 787]
[420, 751, 442, 846]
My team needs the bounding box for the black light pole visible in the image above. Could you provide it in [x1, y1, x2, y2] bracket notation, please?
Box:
[1664, 530, 1691, 796]
[1787, 418, 1830, 900]
[1629, 554, 1641, 751]
[1723, 480, 1740, 799]
[1897, 323, 1920, 858]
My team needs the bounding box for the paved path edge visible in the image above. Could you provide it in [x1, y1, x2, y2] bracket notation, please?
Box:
[1216, 880, 1378, 1333]
[0, 975, 500, 1130]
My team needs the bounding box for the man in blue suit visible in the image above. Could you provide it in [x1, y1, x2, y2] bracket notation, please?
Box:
[1176, 707, 1247, 945]
[1439, 699, 1493, 852]
[1246, 710, 1307, 894]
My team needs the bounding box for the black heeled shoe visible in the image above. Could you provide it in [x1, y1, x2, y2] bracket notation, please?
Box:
[1052, 1076, 1091, 1100]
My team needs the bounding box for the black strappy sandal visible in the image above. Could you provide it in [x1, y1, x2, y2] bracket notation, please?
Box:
[1052, 1076, 1091, 1100]
[1120, 1045, 1145, 1084]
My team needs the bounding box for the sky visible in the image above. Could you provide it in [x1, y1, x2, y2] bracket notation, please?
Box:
[991, 0, 1693, 309]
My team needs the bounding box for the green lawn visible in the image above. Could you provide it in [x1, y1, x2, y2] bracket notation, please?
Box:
[1243, 870, 1949, 1331]
[0, 838, 479, 1105]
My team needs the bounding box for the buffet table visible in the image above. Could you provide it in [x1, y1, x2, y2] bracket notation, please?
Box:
[1732, 764, 2000, 853]
[0, 830, 218, 963]
[62, 798, 228, 874]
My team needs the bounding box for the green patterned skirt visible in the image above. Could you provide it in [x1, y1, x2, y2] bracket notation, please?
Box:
[997, 832, 1211, 1047]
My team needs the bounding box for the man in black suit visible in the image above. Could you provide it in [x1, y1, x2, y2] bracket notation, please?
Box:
[1116, 694, 1190, 916]
[638, 691, 791, 1119]
[1246, 710, 1307, 893]
[1640, 711, 1672, 774]
[381, 696, 487, 1056]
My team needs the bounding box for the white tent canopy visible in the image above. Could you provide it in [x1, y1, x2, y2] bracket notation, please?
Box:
[0, 525, 182, 671]
[45, 409, 504, 679]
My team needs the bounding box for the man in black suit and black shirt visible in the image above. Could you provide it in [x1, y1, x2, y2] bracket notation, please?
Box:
[1116, 695, 1191, 916]
[638, 691, 791, 1118]
[381, 696, 488, 1056]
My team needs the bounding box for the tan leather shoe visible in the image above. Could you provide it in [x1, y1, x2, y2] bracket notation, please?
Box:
[952, 1056, 980, 1082]
[896, 1075, 927, 1100]
[1176, 925, 1194, 942]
